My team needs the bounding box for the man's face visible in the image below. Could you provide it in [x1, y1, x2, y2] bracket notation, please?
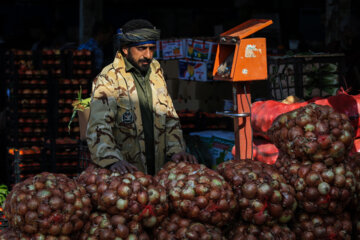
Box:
[123, 44, 156, 73]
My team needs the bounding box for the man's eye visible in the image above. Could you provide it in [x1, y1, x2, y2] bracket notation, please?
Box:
[137, 46, 156, 51]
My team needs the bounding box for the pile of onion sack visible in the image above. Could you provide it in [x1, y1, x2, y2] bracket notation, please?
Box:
[269, 103, 358, 238]
[77, 165, 169, 230]
[217, 159, 297, 226]
[154, 161, 238, 227]
[153, 213, 225, 240]
[226, 220, 295, 240]
[3, 172, 92, 239]
[78, 211, 150, 240]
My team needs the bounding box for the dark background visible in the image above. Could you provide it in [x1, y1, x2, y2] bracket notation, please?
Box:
[0, 0, 359, 52]
[1, 0, 359, 111]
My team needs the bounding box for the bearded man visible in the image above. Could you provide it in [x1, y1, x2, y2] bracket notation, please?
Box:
[86, 19, 196, 175]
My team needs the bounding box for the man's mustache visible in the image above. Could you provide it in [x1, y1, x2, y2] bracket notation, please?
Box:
[139, 58, 151, 64]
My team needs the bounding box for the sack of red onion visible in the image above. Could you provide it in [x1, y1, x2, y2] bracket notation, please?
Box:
[78, 211, 150, 240]
[3, 172, 92, 237]
[276, 154, 356, 214]
[77, 165, 168, 229]
[217, 159, 297, 225]
[226, 220, 295, 240]
[0, 228, 76, 240]
[269, 104, 354, 166]
[155, 161, 238, 227]
[153, 213, 225, 240]
[293, 211, 352, 240]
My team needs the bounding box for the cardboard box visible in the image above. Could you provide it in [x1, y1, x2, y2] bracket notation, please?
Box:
[200, 99, 223, 113]
[177, 80, 197, 100]
[78, 108, 90, 140]
[161, 39, 186, 59]
[173, 99, 201, 112]
[178, 60, 208, 82]
[208, 136, 235, 169]
[185, 39, 217, 61]
[161, 60, 179, 79]
[183, 81, 231, 101]
[165, 78, 179, 99]
[173, 98, 223, 113]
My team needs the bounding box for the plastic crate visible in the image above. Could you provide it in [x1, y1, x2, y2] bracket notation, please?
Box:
[267, 53, 346, 100]
[0, 208, 9, 231]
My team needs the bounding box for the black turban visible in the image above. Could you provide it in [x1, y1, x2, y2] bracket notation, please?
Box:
[116, 19, 160, 46]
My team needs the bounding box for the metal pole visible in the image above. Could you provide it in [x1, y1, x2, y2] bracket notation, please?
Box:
[79, 0, 84, 45]
[14, 149, 20, 184]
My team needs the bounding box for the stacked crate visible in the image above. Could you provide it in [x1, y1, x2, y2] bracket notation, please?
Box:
[5, 50, 49, 184]
[0, 207, 8, 233]
[267, 54, 346, 100]
[178, 111, 233, 134]
[4, 49, 94, 184]
[43, 49, 93, 178]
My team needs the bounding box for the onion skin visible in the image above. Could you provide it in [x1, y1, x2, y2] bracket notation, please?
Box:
[242, 182, 257, 199]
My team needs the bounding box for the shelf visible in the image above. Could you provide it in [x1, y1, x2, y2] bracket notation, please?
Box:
[14, 93, 48, 99]
[3, 48, 94, 186]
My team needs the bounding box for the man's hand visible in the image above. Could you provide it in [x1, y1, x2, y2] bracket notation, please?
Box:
[109, 160, 138, 175]
[171, 151, 198, 164]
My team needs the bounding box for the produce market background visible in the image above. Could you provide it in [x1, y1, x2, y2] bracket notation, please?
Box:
[0, 0, 360, 238]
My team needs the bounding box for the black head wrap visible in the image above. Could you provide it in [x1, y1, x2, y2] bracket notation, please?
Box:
[116, 19, 160, 46]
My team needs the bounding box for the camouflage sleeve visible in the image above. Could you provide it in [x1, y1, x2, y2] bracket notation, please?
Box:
[165, 92, 186, 158]
[86, 74, 123, 168]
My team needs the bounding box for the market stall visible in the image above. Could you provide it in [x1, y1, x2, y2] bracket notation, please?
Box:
[1, 17, 360, 240]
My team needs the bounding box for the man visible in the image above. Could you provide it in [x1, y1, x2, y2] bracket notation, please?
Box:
[87, 19, 196, 175]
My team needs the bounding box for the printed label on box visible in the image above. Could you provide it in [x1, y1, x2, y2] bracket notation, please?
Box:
[178, 60, 208, 81]
[185, 39, 216, 61]
[161, 40, 185, 59]
[185, 38, 193, 59]
[208, 136, 234, 169]
[193, 40, 211, 61]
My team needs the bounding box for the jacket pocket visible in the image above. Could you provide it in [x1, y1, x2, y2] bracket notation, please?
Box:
[115, 100, 136, 140]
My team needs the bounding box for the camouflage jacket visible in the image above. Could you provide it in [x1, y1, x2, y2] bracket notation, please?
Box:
[86, 52, 185, 174]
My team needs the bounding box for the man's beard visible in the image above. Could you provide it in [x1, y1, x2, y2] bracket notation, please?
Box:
[127, 52, 152, 74]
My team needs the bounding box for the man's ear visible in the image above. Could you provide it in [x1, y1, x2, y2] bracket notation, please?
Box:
[122, 47, 129, 56]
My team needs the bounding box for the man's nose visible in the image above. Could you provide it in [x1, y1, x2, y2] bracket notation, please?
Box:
[144, 48, 152, 59]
